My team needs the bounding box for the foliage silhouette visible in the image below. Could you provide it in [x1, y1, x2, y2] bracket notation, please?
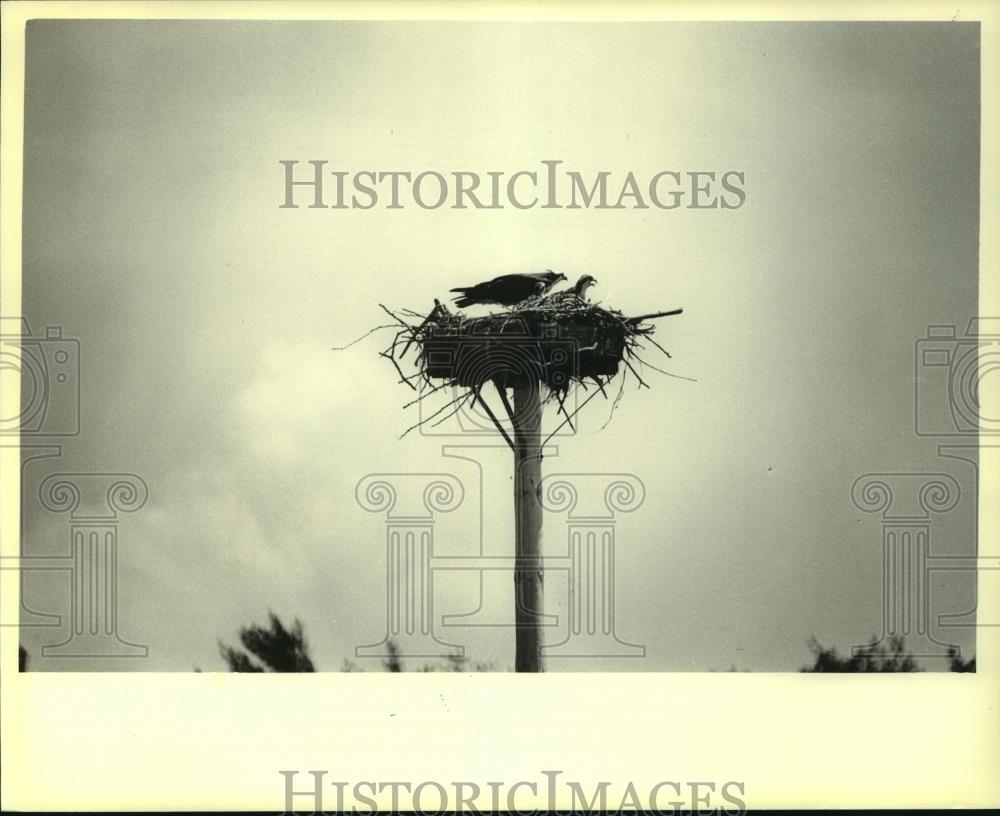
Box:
[802, 635, 918, 672]
[219, 612, 315, 672]
[375, 640, 499, 672]
[802, 635, 976, 673]
[383, 639, 403, 672]
[216, 613, 503, 672]
[947, 646, 976, 672]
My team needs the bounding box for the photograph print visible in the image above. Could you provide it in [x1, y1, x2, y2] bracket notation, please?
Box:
[12, 19, 985, 675]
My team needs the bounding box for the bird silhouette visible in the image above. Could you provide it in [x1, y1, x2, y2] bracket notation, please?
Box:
[450, 270, 567, 308]
[547, 274, 598, 304]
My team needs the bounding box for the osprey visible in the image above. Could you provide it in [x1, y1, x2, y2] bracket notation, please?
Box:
[547, 274, 598, 304]
[450, 270, 567, 308]
[572, 274, 598, 301]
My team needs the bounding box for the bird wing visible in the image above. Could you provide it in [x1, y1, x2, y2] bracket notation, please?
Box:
[455, 274, 547, 299]
[488, 273, 549, 287]
[451, 273, 543, 293]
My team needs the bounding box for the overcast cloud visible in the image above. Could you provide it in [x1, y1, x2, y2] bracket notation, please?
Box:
[18, 21, 980, 671]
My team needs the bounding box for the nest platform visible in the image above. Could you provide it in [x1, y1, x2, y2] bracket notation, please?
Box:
[375, 291, 682, 438]
[420, 300, 629, 391]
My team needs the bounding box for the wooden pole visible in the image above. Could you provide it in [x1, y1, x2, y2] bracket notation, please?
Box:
[511, 377, 544, 672]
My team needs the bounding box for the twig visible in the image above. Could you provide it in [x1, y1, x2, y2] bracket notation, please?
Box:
[629, 351, 671, 378]
[542, 387, 602, 448]
[494, 381, 517, 425]
[626, 308, 683, 323]
[402, 378, 456, 409]
[430, 390, 475, 428]
[401, 299, 442, 358]
[331, 324, 396, 351]
[400, 389, 470, 437]
[622, 358, 650, 389]
[379, 349, 418, 391]
[554, 389, 576, 432]
[600, 372, 628, 430]
[641, 333, 673, 360]
[379, 303, 413, 330]
[473, 386, 516, 452]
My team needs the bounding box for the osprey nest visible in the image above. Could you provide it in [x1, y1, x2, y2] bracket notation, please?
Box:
[373, 287, 684, 439]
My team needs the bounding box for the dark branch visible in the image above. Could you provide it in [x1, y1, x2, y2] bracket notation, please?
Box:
[626, 308, 683, 323]
[473, 386, 516, 451]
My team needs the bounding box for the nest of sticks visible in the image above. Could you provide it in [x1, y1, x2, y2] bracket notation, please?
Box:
[369, 291, 684, 442]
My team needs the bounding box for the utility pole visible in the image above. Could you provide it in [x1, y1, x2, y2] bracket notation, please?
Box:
[376, 285, 682, 674]
[511, 378, 544, 672]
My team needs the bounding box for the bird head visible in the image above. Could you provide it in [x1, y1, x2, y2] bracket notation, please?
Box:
[544, 269, 568, 286]
[574, 274, 598, 298]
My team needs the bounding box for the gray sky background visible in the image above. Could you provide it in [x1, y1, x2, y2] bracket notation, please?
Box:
[19, 21, 980, 671]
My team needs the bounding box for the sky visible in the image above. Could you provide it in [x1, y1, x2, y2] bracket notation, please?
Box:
[17, 20, 980, 671]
